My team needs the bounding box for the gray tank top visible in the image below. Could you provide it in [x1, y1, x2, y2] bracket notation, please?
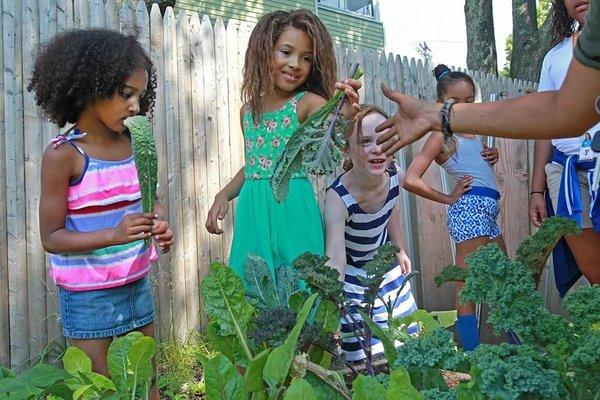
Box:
[440, 135, 498, 191]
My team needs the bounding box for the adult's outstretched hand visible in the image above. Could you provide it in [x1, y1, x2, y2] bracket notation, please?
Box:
[375, 84, 440, 155]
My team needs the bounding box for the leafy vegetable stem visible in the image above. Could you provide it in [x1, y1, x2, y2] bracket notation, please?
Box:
[217, 283, 254, 362]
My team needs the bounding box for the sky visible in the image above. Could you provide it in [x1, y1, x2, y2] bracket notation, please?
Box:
[379, 0, 513, 70]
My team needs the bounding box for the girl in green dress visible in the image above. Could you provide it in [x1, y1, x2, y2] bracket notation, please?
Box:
[205, 9, 360, 281]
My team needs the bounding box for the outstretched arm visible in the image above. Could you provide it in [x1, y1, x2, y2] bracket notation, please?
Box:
[375, 59, 600, 155]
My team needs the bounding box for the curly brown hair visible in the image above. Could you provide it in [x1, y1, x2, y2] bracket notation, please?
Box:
[550, 0, 576, 46]
[28, 29, 157, 127]
[343, 105, 389, 171]
[241, 9, 337, 122]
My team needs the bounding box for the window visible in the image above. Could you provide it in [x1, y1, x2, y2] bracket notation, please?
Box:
[317, 0, 375, 18]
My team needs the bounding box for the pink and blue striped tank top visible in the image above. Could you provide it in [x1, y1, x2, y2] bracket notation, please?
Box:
[49, 130, 156, 291]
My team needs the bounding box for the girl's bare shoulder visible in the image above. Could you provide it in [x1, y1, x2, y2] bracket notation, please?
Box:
[297, 91, 326, 123]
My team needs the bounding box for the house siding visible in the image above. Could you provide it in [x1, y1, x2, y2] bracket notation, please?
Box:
[175, 0, 384, 51]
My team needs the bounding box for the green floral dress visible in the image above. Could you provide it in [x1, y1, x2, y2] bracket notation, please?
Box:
[229, 91, 324, 280]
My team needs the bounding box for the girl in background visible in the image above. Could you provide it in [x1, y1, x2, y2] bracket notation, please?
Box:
[403, 65, 504, 351]
[324, 105, 418, 362]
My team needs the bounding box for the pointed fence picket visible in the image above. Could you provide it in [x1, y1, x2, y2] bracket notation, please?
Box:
[1, 0, 566, 370]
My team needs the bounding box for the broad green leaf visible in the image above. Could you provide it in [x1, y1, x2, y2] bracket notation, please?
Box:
[314, 300, 340, 334]
[351, 375, 387, 400]
[126, 116, 157, 215]
[288, 292, 307, 314]
[83, 371, 117, 392]
[430, 310, 457, 328]
[43, 383, 74, 399]
[201, 263, 254, 360]
[0, 386, 41, 400]
[206, 321, 249, 367]
[251, 392, 267, 400]
[358, 309, 397, 366]
[203, 354, 245, 400]
[422, 367, 447, 390]
[16, 364, 72, 388]
[107, 331, 143, 392]
[63, 346, 92, 376]
[127, 336, 156, 385]
[304, 371, 347, 400]
[0, 377, 29, 394]
[263, 293, 318, 390]
[283, 378, 316, 400]
[276, 264, 301, 307]
[244, 254, 279, 309]
[387, 368, 421, 400]
[73, 384, 94, 399]
[244, 348, 271, 392]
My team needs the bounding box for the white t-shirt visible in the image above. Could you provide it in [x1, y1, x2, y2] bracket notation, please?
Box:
[538, 37, 600, 155]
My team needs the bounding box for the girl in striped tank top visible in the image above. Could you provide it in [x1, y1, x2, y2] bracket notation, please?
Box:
[31, 29, 172, 399]
[324, 106, 418, 363]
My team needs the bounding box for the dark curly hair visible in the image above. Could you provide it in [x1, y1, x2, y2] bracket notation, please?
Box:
[550, 0, 576, 46]
[242, 9, 337, 123]
[433, 64, 475, 102]
[28, 29, 157, 127]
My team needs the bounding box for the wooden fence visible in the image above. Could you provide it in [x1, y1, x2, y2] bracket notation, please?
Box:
[0, 0, 569, 370]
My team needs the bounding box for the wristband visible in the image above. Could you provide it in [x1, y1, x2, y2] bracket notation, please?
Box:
[529, 191, 545, 196]
[439, 99, 456, 152]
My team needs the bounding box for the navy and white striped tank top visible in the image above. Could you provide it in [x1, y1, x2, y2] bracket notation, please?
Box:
[328, 165, 418, 362]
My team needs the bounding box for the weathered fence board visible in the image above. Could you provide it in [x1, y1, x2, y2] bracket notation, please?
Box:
[0, 0, 8, 369]
[0, 2, 565, 369]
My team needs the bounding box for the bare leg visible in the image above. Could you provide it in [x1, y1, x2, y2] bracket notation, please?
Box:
[564, 228, 600, 284]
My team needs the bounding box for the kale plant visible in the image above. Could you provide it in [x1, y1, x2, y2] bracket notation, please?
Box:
[126, 116, 158, 215]
[294, 243, 419, 377]
[434, 216, 600, 399]
[270, 65, 363, 202]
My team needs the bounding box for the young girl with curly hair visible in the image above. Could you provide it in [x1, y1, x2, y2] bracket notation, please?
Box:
[529, 0, 600, 290]
[29, 29, 173, 399]
[403, 65, 504, 351]
[205, 9, 360, 281]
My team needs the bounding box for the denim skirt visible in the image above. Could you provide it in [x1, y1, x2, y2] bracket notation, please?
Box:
[58, 277, 155, 339]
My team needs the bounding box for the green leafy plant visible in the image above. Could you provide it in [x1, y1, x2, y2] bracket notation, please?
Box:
[199, 262, 352, 399]
[270, 65, 363, 202]
[156, 333, 210, 399]
[126, 116, 158, 215]
[0, 331, 156, 399]
[433, 217, 600, 399]
[295, 243, 421, 377]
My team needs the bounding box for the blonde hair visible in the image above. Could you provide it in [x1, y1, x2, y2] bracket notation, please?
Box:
[343, 105, 389, 171]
